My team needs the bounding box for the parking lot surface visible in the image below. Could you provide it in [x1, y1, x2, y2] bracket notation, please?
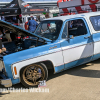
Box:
[1, 59, 100, 100]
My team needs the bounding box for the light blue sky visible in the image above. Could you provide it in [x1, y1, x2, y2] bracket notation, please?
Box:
[0, 0, 57, 2]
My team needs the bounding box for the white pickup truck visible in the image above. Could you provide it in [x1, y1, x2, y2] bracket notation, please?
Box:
[0, 11, 100, 87]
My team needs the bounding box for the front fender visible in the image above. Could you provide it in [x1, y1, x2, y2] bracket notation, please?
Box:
[11, 49, 63, 79]
[3, 42, 64, 81]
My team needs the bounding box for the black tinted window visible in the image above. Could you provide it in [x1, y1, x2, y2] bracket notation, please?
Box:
[90, 16, 100, 31]
[62, 19, 87, 39]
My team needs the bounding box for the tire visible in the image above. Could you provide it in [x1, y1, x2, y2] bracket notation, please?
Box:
[20, 63, 48, 88]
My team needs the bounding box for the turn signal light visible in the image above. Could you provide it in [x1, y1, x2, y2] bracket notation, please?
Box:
[14, 67, 17, 75]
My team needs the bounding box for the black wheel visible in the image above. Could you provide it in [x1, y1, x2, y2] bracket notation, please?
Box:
[20, 63, 48, 87]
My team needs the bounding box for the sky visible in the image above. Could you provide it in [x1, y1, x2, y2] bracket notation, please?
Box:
[0, 0, 58, 2]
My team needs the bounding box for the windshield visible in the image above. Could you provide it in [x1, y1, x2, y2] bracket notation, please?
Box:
[34, 20, 63, 40]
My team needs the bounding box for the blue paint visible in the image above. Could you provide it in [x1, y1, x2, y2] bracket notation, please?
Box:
[3, 63, 14, 80]
[12, 79, 20, 85]
[55, 65, 64, 73]
[65, 56, 93, 69]
[92, 53, 100, 61]
[92, 32, 100, 42]
[55, 56, 93, 73]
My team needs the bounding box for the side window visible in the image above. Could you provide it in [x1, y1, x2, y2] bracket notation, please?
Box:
[62, 23, 67, 39]
[90, 15, 100, 31]
[62, 19, 87, 39]
[68, 19, 87, 37]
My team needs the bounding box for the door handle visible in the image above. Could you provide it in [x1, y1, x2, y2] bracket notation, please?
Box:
[84, 36, 91, 39]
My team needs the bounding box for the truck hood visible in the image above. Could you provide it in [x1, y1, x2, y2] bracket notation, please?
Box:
[0, 20, 51, 42]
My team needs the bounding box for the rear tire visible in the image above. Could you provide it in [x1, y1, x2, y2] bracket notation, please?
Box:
[20, 63, 48, 88]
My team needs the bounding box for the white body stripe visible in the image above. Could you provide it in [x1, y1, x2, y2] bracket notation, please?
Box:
[12, 50, 64, 79]
[62, 43, 93, 64]
[94, 41, 100, 55]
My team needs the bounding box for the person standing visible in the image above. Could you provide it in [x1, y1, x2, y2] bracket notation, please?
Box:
[24, 18, 31, 30]
[0, 26, 6, 54]
[4, 30, 12, 42]
[27, 17, 38, 33]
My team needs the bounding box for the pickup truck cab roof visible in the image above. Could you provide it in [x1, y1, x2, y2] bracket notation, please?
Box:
[45, 11, 100, 21]
[45, 11, 100, 34]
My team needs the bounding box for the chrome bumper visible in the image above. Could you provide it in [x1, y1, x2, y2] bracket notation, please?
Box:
[0, 78, 12, 87]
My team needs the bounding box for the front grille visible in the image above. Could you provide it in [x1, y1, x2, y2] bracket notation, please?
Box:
[0, 60, 4, 72]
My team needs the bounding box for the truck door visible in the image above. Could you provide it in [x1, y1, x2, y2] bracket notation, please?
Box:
[60, 18, 94, 69]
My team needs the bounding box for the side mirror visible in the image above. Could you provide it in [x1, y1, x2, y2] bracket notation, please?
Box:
[66, 35, 74, 41]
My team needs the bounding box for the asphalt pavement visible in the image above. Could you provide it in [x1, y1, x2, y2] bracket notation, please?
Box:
[0, 59, 100, 100]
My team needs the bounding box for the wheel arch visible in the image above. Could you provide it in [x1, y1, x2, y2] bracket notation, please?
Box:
[19, 60, 55, 78]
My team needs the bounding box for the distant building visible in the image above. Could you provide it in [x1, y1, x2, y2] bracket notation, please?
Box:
[0, 0, 58, 8]
[0, 0, 59, 15]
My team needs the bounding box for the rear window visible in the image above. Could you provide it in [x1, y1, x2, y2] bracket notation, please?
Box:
[90, 16, 100, 31]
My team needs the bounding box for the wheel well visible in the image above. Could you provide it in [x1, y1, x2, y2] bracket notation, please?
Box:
[19, 60, 55, 77]
[41, 60, 55, 74]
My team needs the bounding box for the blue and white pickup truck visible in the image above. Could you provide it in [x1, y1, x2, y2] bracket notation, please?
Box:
[0, 11, 100, 87]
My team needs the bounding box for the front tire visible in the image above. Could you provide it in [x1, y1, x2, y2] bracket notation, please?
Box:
[20, 63, 48, 87]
